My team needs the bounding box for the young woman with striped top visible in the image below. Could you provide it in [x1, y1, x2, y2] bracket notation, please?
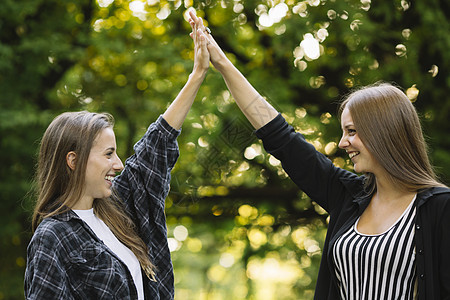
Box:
[188, 10, 450, 300]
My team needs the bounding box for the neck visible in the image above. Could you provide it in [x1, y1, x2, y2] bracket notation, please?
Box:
[374, 173, 415, 204]
[71, 196, 94, 210]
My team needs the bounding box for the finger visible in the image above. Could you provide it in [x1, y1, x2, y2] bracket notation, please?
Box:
[199, 32, 207, 51]
[200, 27, 213, 47]
[191, 11, 204, 33]
[200, 17, 205, 28]
[193, 22, 199, 43]
[196, 29, 203, 47]
[207, 34, 217, 47]
[193, 28, 201, 51]
[197, 32, 210, 63]
[200, 30, 208, 44]
[189, 19, 195, 31]
[189, 10, 197, 22]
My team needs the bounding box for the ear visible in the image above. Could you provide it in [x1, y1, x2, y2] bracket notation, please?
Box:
[66, 151, 77, 170]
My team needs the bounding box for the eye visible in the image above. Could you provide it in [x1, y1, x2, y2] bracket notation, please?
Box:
[106, 151, 113, 157]
[348, 129, 356, 136]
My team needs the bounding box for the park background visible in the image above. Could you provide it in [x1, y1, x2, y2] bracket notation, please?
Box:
[1, 0, 449, 299]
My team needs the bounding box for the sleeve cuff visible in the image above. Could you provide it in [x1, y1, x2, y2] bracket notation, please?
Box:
[255, 113, 289, 137]
[156, 115, 182, 139]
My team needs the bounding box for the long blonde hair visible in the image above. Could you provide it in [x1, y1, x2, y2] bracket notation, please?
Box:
[32, 111, 156, 280]
[339, 83, 446, 193]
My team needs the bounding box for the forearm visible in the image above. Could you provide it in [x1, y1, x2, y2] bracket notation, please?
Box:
[216, 59, 278, 129]
[187, 9, 277, 129]
[162, 69, 206, 130]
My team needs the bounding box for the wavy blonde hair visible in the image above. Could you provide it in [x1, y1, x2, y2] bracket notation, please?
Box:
[339, 83, 446, 193]
[32, 111, 156, 280]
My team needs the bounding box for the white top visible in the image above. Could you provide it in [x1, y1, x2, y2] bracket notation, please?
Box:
[73, 208, 144, 300]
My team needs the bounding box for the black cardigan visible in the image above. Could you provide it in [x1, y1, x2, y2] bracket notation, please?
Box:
[255, 114, 450, 300]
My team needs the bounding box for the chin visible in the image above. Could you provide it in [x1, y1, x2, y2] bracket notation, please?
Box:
[353, 165, 363, 173]
[98, 191, 112, 199]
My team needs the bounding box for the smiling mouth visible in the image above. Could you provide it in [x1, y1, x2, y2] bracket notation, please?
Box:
[349, 152, 360, 159]
[105, 175, 114, 182]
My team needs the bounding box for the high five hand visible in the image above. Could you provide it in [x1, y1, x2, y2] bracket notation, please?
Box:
[188, 10, 227, 71]
[190, 11, 210, 73]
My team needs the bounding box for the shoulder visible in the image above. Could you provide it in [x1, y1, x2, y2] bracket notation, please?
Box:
[30, 216, 80, 253]
[417, 187, 450, 215]
[338, 173, 366, 195]
[419, 187, 450, 202]
[35, 215, 77, 235]
[430, 187, 450, 209]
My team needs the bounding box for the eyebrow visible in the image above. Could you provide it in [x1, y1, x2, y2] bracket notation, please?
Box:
[104, 147, 116, 152]
[341, 123, 355, 131]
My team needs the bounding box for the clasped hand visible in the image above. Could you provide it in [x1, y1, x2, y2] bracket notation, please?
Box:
[188, 10, 227, 72]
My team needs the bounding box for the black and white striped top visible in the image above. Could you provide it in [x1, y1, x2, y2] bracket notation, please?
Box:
[332, 196, 417, 300]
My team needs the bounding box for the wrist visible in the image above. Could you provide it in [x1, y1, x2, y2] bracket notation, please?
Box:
[190, 67, 207, 81]
[214, 56, 233, 74]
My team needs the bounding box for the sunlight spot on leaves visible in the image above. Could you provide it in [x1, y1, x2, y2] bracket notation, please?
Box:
[156, 5, 171, 20]
[324, 142, 337, 155]
[238, 204, 257, 218]
[395, 44, 407, 57]
[97, 0, 114, 8]
[129, 0, 147, 21]
[406, 84, 419, 102]
[402, 28, 412, 39]
[187, 238, 202, 252]
[268, 155, 280, 166]
[219, 253, 235, 268]
[168, 238, 181, 252]
[300, 33, 320, 60]
[428, 65, 438, 77]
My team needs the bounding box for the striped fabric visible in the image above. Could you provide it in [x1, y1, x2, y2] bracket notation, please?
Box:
[332, 197, 417, 300]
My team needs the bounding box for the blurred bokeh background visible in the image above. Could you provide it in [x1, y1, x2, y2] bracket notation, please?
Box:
[1, 0, 449, 299]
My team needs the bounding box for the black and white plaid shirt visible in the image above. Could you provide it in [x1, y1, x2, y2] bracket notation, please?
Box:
[25, 116, 180, 299]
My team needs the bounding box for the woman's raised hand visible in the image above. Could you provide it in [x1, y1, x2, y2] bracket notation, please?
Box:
[159, 9, 211, 130]
[188, 10, 228, 72]
[190, 11, 210, 75]
[187, 9, 278, 129]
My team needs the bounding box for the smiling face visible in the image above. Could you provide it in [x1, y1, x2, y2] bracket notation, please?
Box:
[78, 127, 124, 209]
[338, 107, 380, 174]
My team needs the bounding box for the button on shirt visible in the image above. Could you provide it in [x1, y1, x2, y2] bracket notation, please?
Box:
[25, 116, 180, 299]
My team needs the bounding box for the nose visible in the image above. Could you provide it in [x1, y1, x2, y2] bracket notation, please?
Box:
[113, 153, 124, 172]
[338, 134, 349, 149]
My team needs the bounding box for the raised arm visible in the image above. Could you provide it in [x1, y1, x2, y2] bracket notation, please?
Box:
[162, 19, 210, 130]
[188, 10, 278, 130]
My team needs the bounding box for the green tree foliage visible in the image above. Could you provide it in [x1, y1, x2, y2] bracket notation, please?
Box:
[1, 0, 449, 299]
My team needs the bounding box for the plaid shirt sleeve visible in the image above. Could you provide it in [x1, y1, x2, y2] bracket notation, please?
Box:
[113, 115, 181, 299]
